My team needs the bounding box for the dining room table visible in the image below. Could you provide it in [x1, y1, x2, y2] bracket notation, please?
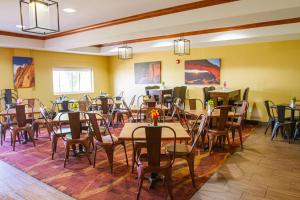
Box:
[148, 88, 173, 104]
[0, 107, 40, 116]
[208, 88, 241, 105]
[184, 108, 238, 118]
[51, 110, 103, 123]
[118, 122, 190, 141]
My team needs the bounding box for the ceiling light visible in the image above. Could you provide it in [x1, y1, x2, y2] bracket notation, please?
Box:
[19, 0, 60, 35]
[174, 36, 190, 56]
[63, 8, 76, 13]
[118, 44, 133, 60]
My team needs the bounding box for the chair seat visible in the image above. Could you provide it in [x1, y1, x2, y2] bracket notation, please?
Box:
[166, 144, 192, 155]
[208, 129, 228, 135]
[10, 124, 32, 130]
[102, 134, 118, 143]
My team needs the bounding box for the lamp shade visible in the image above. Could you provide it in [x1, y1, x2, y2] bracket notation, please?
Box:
[20, 0, 60, 35]
[118, 45, 133, 60]
[174, 37, 190, 56]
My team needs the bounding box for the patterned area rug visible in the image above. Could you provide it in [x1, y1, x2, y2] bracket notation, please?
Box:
[0, 125, 254, 200]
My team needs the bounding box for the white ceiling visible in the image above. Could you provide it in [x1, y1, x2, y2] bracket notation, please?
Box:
[0, 0, 300, 55]
[0, 0, 199, 33]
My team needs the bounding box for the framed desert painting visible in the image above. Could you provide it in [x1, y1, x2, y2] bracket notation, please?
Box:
[134, 61, 161, 84]
[13, 57, 35, 88]
[185, 59, 221, 85]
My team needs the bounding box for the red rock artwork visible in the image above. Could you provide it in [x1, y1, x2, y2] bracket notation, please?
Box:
[13, 57, 35, 88]
[185, 59, 221, 85]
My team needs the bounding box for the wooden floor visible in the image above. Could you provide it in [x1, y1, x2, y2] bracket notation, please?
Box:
[191, 126, 300, 200]
[0, 160, 74, 200]
[0, 126, 299, 200]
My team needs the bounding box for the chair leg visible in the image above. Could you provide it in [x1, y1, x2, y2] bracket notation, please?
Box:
[122, 142, 129, 166]
[208, 134, 215, 155]
[12, 131, 17, 151]
[105, 147, 114, 173]
[132, 146, 136, 173]
[294, 127, 299, 141]
[51, 135, 58, 160]
[238, 127, 243, 149]
[165, 169, 174, 200]
[187, 155, 195, 188]
[0, 127, 3, 146]
[93, 145, 98, 168]
[264, 120, 271, 135]
[136, 170, 145, 200]
[27, 129, 35, 147]
[271, 122, 280, 140]
[231, 128, 235, 143]
[83, 141, 92, 165]
[64, 143, 70, 168]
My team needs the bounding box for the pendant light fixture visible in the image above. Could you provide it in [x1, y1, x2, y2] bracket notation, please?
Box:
[118, 44, 133, 60]
[174, 36, 190, 56]
[19, 0, 60, 35]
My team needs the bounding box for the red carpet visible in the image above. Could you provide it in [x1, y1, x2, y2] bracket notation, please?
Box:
[0, 125, 253, 200]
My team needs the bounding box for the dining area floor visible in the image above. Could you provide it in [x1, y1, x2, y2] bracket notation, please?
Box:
[191, 126, 300, 200]
[0, 126, 299, 200]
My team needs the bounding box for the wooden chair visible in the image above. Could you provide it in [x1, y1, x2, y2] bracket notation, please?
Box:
[264, 100, 277, 134]
[64, 112, 92, 167]
[9, 104, 35, 151]
[40, 107, 71, 159]
[271, 105, 293, 143]
[207, 105, 231, 154]
[131, 106, 165, 173]
[227, 101, 248, 149]
[166, 114, 207, 187]
[132, 126, 176, 200]
[87, 112, 128, 173]
[164, 98, 182, 122]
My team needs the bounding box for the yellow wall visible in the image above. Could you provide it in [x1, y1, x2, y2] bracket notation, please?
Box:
[0, 48, 109, 107]
[108, 40, 300, 122]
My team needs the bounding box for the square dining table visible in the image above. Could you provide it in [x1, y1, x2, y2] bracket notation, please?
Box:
[208, 88, 240, 105]
[118, 122, 190, 141]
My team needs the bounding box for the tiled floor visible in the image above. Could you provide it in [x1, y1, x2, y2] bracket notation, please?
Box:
[191, 126, 300, 200]
[0, 126, 299, 200]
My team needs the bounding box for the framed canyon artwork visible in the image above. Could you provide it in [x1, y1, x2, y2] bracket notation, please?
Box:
[185, 59, 221, 85]
[134, 61, 161, 84]
[13, 57, 35, 88]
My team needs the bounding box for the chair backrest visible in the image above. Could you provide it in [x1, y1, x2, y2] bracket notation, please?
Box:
[173, 86, 187, 101]
[132, 126, 176, 168]
[68, 112, 81, 139]
[78, 101, 88, 112]
[24, 98, 35, 108]
[243, 87, 250, 101]
[203, 87, 210, 104]
[276, 105, 286, 123]
[211, 105, 230, 131]
[129, 95, 136, 107]
[87, 112, 113, 143]
[235, 101, 248, 125]
[61, 100, 69, 112]
[16, 104, 27, 127]
[264, 100, 276, 119]
[190, 114, 207, 151]
[100, 97, 109, 114]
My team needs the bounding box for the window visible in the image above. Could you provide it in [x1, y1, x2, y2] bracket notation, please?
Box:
[52, 68, 94, 94]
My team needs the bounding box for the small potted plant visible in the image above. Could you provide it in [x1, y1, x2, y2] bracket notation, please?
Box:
[207, 99, 214, 114]
[161, 81, 166, 89]
[150, 109, 159, 126]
